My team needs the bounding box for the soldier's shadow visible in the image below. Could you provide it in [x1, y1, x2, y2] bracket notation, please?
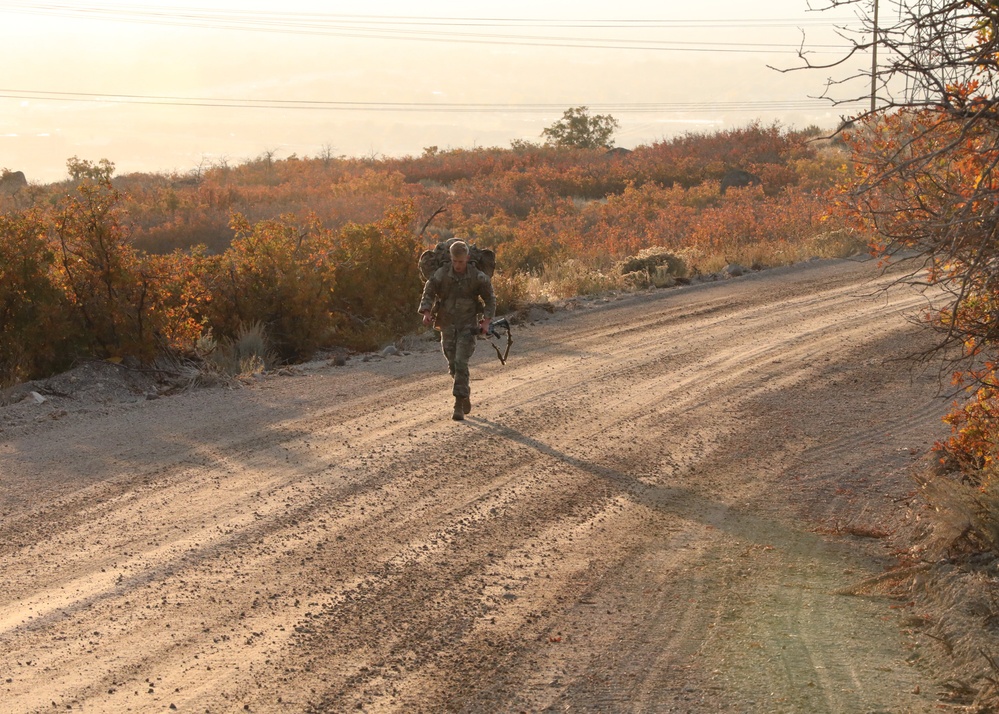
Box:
[463, 416, 826, 552]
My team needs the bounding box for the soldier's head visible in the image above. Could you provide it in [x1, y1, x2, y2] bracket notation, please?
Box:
[449, 241, 469, 274]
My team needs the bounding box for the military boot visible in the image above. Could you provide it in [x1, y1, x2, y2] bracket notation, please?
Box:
[452, 397, 464, 421]
[461, 396, 472, 415]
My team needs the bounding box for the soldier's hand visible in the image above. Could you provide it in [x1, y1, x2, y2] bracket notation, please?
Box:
[421, 311, 433, 327]
[479, 318, 491, 335]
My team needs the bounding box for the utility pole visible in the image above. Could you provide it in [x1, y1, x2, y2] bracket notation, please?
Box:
[871, 0, 879, 112]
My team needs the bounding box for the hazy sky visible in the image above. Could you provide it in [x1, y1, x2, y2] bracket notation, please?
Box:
[0, 1, 871, 183]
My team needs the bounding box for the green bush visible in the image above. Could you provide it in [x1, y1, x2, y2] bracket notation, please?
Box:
[616, 247, 687, 288]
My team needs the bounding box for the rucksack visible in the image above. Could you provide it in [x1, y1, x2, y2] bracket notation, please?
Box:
[419, 238, 496, 282]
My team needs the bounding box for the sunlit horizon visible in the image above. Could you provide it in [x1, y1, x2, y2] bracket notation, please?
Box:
[0, 0, 869, 183]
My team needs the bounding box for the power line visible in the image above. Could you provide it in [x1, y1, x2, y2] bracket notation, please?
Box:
[0, 3, 863, 28]
[0, 2, 858, 53]
[0, 30, 850, 55]
[0, 88, 866, 114]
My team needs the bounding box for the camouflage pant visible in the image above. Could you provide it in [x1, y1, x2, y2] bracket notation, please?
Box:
[440, 325, 477, 398]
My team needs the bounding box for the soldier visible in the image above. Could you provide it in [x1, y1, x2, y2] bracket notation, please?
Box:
[419, 240, 495, 421]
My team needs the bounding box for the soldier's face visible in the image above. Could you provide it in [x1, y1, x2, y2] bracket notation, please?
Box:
[452, 255, 468, 273]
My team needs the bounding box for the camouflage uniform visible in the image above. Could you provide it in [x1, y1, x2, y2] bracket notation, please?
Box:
[419, 263, 496, 402]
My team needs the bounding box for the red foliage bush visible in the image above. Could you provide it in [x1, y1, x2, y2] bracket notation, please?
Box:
[51, 181, 170, 361]
[0, 209, 79, 385]
[201, 213, 340, 362]
[0, 121, 847, 383]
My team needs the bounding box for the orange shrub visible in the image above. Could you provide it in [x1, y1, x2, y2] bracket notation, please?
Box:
[0, 208, 80, 385]
[202, 213, 340, 362]
[330, 205, 424, 349]
[0, 122, 853, 383]
[937, 380, 999, 483]
[143, 247, 214, 354]
[51, 181, 166, 361]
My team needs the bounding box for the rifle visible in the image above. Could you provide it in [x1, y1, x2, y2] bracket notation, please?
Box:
[482, 317, 512, 365]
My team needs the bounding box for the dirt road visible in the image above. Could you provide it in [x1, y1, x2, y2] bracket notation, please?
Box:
[0, 257, 959, 713]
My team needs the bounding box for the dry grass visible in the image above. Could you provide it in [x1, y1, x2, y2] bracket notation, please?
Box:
[912, 463, 999, 558]
[198, 322, 277, 380]
[885, 460, 999, 711]
[799, 229, 869, 260]
[532, 260, 624, 300]
[492, 270, 532, 315]
[503, 230, 869, 306]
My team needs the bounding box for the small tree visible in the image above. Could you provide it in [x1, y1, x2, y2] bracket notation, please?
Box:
[203, 213, 340, 362]
[542, 106, 619, 150]
[0, 209, 80, 384]
[66, 156, 115, 183]
[51, 180, 163, 360]
[800, 3, 999, 484]
[318, 143, 337, 166]
[330, 204, 423, 349]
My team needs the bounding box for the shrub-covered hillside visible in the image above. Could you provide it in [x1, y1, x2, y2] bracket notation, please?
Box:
[0, 121, 858, 387]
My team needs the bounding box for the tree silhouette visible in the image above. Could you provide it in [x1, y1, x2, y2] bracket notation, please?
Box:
[542, 106, 619, 150]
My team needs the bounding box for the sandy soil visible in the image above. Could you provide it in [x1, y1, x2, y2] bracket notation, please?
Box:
[0, 257, 968, 713]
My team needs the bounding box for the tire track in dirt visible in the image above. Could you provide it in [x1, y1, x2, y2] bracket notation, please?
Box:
[0, 258, 953, 713]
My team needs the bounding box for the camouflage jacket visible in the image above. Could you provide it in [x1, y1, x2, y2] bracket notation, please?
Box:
[419, 264, 496, 330]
